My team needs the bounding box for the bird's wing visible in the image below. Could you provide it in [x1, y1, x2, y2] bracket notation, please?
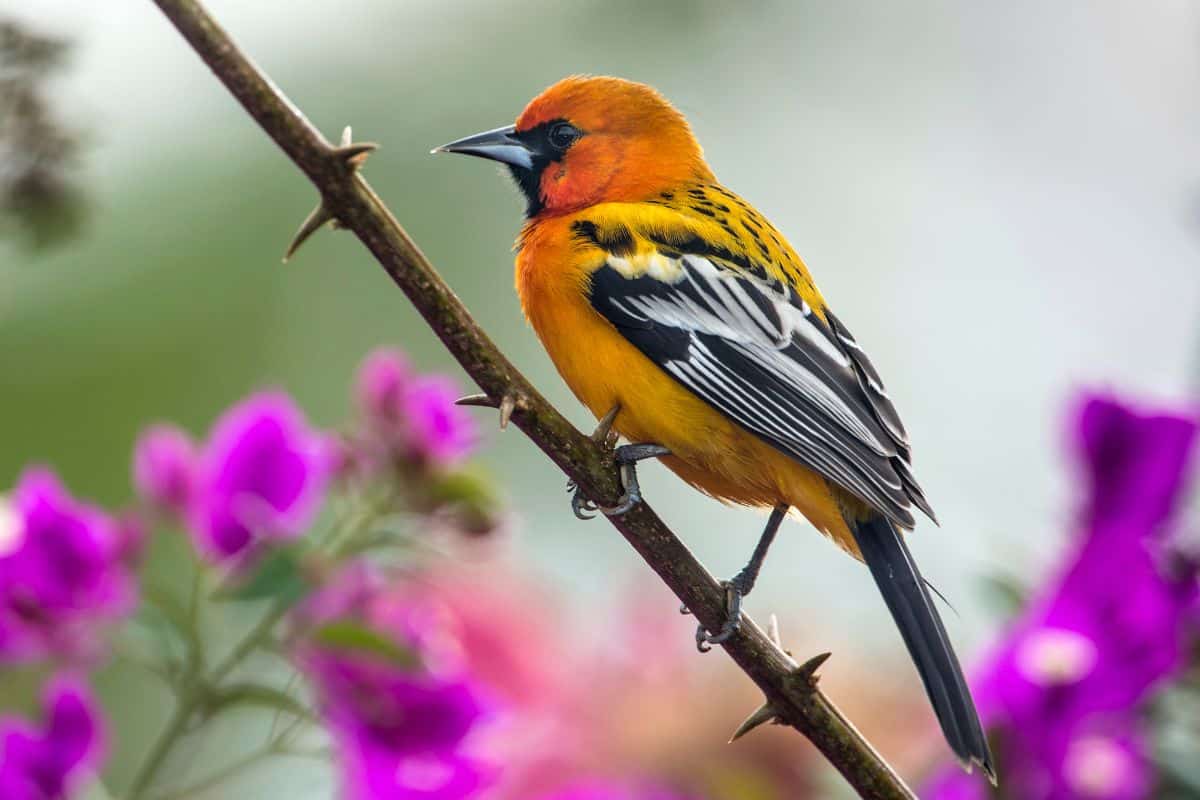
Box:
[577, 209, 934, 528]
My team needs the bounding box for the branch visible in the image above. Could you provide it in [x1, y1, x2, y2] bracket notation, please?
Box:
[148, 2, 917, 797]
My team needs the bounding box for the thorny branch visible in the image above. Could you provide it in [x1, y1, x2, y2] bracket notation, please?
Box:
[148, 1, 918, 797]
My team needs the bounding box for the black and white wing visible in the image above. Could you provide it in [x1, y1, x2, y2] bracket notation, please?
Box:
[588, 252, 934, 529]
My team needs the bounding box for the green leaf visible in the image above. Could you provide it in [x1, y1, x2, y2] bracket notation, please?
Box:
[429, 465, 502, 534]
[429, 465, 499, 509]
[204, 682, 316, 724]
[311, 621, 420, 669]
[216, 547, 310, 605]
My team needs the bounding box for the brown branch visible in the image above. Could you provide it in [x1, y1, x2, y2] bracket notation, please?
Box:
[147, 1, 917, 797]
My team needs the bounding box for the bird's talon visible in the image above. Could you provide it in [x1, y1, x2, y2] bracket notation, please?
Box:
[569, 483, 598, 520]
[693, 580, 746, 650]
[597, 481, 640, 516]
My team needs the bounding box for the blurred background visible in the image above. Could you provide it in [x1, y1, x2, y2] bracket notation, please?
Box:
[3, 0, 1200, 797]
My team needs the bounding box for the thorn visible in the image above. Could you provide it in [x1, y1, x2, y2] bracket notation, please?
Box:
[282, 126, 378, 263]
[795, 651, 832, 683]
[332, 142, 378, 167]
[498, 394, 517, 430]
[592, 404, 620, 445]
[454, 393, 497, 408]
[767, 614, 783, 648]
[729, 702, 780, 743]
[331, 126, 378, 169]
[282, 201, 334, 262]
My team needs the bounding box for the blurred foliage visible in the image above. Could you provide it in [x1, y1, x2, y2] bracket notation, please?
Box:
[0, 18, 86, 249]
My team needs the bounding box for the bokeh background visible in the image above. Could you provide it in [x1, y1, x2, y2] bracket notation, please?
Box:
[3, 0, 1200, 796]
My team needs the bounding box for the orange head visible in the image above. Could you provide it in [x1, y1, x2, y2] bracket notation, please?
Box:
[434, 76, 714, 217]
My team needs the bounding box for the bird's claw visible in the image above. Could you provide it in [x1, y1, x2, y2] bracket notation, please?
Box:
[595, 462, 642, 516]
[565, 441, 669, 520]
[567, 479, 598, 520]
[695, 578, 748, 652]
[595, 444, 670, 516]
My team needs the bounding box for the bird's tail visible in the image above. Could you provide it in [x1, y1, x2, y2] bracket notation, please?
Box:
[850, 514, 996, 784]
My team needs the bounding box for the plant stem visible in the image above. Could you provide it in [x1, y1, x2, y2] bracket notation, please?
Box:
[126, 587, 307, 799]
[126, 694, 194, 799]
[127, 502, 383, 799]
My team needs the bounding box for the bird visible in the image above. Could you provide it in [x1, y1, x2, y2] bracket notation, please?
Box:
[434, 75, 994, 780]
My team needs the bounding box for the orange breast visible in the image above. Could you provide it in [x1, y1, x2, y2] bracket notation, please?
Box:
[515, 215, 859, 554]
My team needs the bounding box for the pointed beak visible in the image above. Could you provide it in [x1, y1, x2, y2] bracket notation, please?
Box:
[431, 124, 534, 169]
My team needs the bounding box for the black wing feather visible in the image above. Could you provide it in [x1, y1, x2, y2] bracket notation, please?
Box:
[588, 252, 933, 527]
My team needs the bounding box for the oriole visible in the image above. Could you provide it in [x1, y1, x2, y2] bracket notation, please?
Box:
[436, 75, 994, 779]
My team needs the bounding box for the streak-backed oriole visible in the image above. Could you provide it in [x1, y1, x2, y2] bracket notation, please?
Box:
[436, 75, 994, 780]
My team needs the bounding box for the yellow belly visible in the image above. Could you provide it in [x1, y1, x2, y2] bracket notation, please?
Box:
[516, 242, 859, 553]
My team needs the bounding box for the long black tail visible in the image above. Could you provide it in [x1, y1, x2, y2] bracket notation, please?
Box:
[850, 514, 996, 783]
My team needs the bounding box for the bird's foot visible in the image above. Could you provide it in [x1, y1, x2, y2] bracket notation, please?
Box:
[567, 424, 668, 519]
[566, 405, 621, 519]
[695, 569, 754, 652]
[596, 443, 670, 516]
[567, 479, 598, 520]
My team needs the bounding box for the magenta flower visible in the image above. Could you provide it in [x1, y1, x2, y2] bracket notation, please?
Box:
[401, 376, 477, 467]
[353, 349, 477, 469]
[0, 469, 136, 662]
[0, 675, 106, 800]
[293, 562, 494, 800]
[356, 348, 412, 428]
[132, 423, 197, 516]
[1058, 729, 1150, 800]
[189, 392, 334, 565]
[925, 393, 1198, 799]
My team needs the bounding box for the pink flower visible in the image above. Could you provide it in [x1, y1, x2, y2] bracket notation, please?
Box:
[401, 376, 477, 467]
[0, 469, 136, 662]
[356, 348, 412, 428]
[0, 676, 106, 800]
[353, 349, 478, 469]
[131, 423, 197, 516]
[293, 563, 494, 800]
[189, 392, 334, 565]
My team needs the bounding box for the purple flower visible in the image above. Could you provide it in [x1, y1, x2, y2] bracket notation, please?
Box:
[132, 423, 197, 516]
[401, 376, 477, 467]
[356, 348, 412, 428]
[1076, 395, 1197, 527]
[293, 562, 494, 800]
[925, 393, 1198, 799]
[352, 349, 477, 469]
[0, 469, 136, 662]
[1059, 729, 1150, 800]
[0, 675, 106, 800]
[189, 392, 334, 565]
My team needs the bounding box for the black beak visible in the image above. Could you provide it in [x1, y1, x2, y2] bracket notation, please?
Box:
[432, 124, 534, 169]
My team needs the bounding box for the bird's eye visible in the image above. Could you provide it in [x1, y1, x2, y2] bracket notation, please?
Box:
[548, 122, 582, 151]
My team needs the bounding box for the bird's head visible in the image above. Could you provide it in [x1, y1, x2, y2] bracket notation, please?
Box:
[435, 76, 713, 217]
